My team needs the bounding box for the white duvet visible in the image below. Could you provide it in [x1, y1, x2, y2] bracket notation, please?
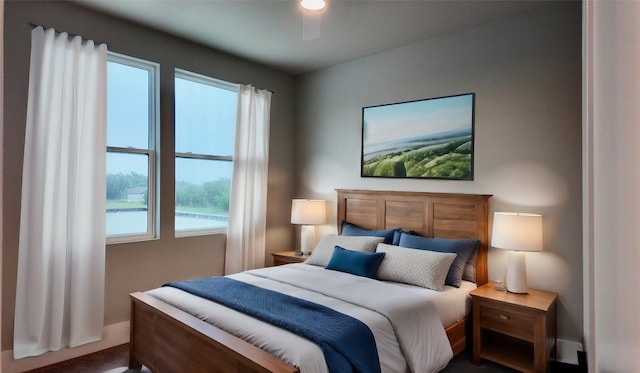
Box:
[148, 263, 463, 373]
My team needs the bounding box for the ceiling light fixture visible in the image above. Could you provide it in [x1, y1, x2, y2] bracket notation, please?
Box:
[301, 0, 326, 11]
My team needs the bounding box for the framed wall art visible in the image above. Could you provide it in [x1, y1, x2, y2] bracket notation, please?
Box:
[361, 93, 475, 180]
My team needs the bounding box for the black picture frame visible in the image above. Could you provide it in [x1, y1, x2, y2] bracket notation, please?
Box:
[361, 93, 475, 180]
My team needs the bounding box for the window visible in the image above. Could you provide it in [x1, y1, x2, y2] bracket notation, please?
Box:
[106, 53, 159, 242]
[174, 69, 238, 235]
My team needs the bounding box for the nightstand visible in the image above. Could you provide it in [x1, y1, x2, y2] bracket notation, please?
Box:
[271, 250, 309, 266]
[471, 283, 557, 373]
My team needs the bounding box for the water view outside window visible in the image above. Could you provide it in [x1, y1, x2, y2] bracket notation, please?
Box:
[106, 55, 157, 240]
[175, 158, 233, 231]
[174, 71, 237, 234]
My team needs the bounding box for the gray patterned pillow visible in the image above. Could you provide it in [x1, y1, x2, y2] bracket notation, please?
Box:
[304, 235, 384, 267]
[376, 243, 457, 291]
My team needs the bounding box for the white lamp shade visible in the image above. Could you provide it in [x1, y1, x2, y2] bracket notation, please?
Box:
[491, 212, 542, 252]
[291, 199, 326, 225]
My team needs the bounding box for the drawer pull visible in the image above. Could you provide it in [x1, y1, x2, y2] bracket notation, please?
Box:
[499, 315, 509, 320]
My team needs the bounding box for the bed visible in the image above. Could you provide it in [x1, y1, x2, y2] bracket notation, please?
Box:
[129, 189, 491, 373]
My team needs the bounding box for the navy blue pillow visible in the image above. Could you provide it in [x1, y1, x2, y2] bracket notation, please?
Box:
[326, 246, 386, 279]
[398, 233, 480, 288]
[341, 221, 399, 245]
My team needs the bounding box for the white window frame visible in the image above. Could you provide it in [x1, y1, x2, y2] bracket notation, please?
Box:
[174, 69, 238, 237]
[106, 52, 160, 244]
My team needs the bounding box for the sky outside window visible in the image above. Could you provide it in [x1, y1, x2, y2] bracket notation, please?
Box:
[175, 77, 236, 158]
[107, 62, 150, 150]
[174, 72, 237, 232]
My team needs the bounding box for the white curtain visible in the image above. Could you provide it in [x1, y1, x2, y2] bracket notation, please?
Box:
[224, 85, 272, 274]
[14, 27, 107, 359]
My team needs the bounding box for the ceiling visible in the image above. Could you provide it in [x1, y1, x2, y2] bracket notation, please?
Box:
[75, 0, 550, 75]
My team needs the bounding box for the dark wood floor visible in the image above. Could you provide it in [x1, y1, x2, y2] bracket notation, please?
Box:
[25, 344, 149, 373]
[26, 344, 515, 373]
[25, 344, 581, 372]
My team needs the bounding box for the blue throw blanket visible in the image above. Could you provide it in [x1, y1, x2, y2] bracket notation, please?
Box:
[164, 277, 381, 373]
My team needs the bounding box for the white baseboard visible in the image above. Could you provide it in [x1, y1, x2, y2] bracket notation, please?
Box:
[1, 321, 130, 373]
[556, 338, 584, 365]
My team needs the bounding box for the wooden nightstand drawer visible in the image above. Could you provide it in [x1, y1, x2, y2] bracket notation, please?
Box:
[480, 303, 534, 342]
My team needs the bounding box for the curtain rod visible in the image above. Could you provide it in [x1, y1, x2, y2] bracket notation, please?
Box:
[29, 22, 274, 94]
[176, 68, 275, 95]
[237, 84, 275, 95]
[28, 23, 108, 46]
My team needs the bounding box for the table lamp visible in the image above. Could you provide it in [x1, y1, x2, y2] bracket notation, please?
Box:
[291, 199, 326, 255]
[491, 212, 542, 294]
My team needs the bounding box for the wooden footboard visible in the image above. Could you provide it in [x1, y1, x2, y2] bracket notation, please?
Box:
[129, 292, 299, 373]
[130, 291, 469, 373]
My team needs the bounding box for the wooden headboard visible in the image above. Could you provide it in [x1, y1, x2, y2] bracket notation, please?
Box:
[336, 189, 492, 285]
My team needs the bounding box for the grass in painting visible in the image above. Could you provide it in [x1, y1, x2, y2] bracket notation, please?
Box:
[362, 137, 472, 179]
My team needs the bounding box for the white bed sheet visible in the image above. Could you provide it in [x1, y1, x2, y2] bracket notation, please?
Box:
[147, 263, 473, 373]
[383, 279, 476, 327]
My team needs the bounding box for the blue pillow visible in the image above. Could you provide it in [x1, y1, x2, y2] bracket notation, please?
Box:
[341, 221, 399, 245]
[398, 233, 480, 288]
[326, 246, 386, 278]
[391, 229, 416, 245]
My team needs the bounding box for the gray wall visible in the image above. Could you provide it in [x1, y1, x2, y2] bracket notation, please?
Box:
[294, 3, 583, 343]
[2, 1, 295, 351]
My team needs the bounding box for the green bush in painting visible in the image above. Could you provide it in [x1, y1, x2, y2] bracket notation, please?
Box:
[393, 159, 407, 177]
[454, 141, 472, 154]
[373, 160, 395, 176]
[373, 159, 406, 177]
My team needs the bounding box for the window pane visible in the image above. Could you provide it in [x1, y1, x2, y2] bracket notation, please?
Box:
[175, 77, 236, 156]
[107, 62, 150, 149]
[106, 153, 149, 236]
[175, 158, 232, 231]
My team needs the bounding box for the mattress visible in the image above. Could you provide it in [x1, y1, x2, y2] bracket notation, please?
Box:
[147, 263, 475, 373]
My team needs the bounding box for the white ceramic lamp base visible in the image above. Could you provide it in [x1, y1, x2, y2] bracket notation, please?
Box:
[300, 225, 315, 255]
[506, 250, 528, 293]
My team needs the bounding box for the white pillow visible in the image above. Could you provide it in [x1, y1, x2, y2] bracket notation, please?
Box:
[376, 243, 457, 291]
[304, 235, 384, 267]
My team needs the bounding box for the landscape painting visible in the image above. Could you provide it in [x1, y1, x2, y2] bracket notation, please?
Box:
[361, 93, 474, 180]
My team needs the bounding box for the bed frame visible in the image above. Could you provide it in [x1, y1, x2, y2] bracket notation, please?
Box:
[129, 189, 491, 373]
